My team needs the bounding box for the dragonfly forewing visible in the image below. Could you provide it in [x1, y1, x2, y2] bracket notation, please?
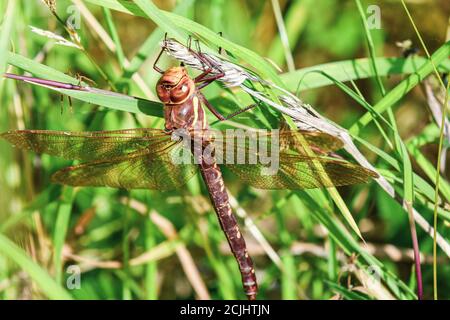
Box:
[2, 129, 198, 190]
[207, 129, 345, 159]
[1, 129, 173, 161]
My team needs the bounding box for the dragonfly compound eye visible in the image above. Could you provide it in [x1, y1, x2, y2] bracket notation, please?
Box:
[156, 83, 171, 103]
[169, 79, 194, 104]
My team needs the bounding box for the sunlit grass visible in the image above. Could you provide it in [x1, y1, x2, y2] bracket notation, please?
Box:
[0, 0, 449, 300]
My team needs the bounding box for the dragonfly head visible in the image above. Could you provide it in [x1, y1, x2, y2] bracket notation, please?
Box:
[156, 66, 195, 104]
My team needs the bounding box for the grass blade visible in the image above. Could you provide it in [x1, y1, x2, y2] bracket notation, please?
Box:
[53, 187, 75, 284]
[350, 41, 450, 135]
[0, 233, 73, 299]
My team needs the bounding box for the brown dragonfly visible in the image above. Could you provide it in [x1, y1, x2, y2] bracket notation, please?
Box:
[2, 53, 377, 300]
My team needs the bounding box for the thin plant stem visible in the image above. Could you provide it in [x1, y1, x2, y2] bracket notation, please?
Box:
[42, 1, 117, 90]
[400, 0, 449, 300]
[356, 0, 423, 299]
[432, 80, 450, 300]
[406, 201, 423, 299]
[270, 0, 295, 72]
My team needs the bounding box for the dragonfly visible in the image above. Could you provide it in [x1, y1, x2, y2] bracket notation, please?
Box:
[2, 48, 378, 300]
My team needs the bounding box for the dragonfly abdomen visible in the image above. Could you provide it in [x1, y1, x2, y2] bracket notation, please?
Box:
[197, 146, 258, 300]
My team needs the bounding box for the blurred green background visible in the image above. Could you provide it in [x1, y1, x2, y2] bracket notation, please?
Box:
[0, 0, 449, 300]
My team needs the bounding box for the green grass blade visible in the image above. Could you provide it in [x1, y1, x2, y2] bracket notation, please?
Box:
[53, 187, 74, 284]
[299, 190, 415, 299]
[144, 213, 158, 299]
[267, 0, 310, 67]
[86, 0, 282, 85]
[281, 56, 450, 92]
[133, 0, 186, 41]
[0, 0, 15, 77]
[6, 51, 164, 116]
[432, 80, 450, 300]
[102, 7, 126, 68]
[0, 233, 73, 299]
[350, 41, 450, 135]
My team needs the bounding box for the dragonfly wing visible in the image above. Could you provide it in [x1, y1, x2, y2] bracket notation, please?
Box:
[1, 129, 171, 161]
[225, 154, 378, 190]
[210, 128, 375, 189]
[277, 130, 343, 154]
[209, 129, 344, 159]
[51, 145, 198, 190]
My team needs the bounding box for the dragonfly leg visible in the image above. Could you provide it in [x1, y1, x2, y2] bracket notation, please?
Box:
[194, 38, 202, 54]
[196, 72, 225, 89]
[217, 31, 224, 55]
[193, 52, 222, 84]
[75, 73, 96, 87]
[68, 95, 73, 114]
[190, 43, 226, 85]
[153, 48, 166, 74]
[222, 103, 258, 120]
[198, 91, 226, 121]
[185, 38, 214, 74]
[186, 35, 192, 51]
[153, 45, 167, 74]
[193, 54, 225, 88]
[60, 94, 64, 115]
[195, 32, 224, 55]
[199, 92, 258, 121]
[194, 67, 215, 83]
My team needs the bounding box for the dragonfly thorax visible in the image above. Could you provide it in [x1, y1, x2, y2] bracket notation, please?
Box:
[157, 67, 208, 131]
[163, 94, 208, 131]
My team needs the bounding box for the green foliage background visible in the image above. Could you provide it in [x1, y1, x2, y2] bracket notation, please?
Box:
[0, 0, 449, 300]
